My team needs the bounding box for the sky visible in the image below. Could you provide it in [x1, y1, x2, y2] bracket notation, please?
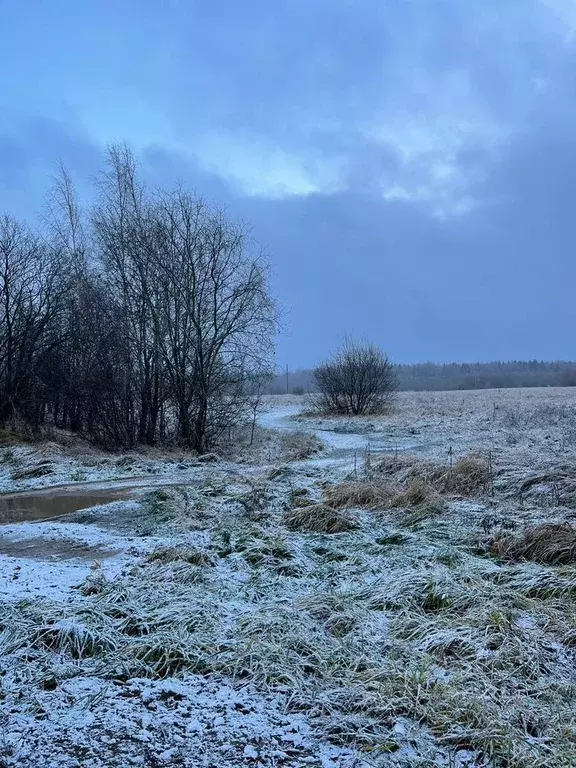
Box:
[1, 0, 576, 368]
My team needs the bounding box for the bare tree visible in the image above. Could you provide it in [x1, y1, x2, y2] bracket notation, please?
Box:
[0, 146, 277, 451]
[43, 161, 87, 275]
[92, 148, 278, 451]
[313, 339, 398, 416]
[92, 144, 166, 447]
[148, 188, 277, 452]
[41, 165, 94, 434]
[0, 215, 67, 428]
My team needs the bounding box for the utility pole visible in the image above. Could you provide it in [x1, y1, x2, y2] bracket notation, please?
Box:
[285, 364, 289, 395]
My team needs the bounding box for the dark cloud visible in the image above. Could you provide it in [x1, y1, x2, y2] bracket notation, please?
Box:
[1, 0, 575, 364]
[0, 116, 101, 218]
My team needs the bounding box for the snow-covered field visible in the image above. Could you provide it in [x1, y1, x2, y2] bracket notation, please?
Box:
[1, 389, 576, 767]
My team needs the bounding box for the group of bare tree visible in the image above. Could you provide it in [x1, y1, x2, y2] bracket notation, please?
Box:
[0, 146, 276, 451]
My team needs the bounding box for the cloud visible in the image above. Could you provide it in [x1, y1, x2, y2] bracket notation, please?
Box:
[0, 116, 101, 218]
[1, 0, 576, 363]
[132, 0, 573, 216]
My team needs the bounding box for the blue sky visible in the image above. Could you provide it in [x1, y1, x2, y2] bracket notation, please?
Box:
[1, 0, 576, 367]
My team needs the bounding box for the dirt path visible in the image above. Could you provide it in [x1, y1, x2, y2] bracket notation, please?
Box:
[0, 403, 418, 525]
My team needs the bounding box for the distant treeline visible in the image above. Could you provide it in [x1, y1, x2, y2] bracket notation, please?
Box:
[270, 360, 576, 394]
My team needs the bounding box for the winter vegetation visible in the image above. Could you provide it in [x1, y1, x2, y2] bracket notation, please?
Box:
[0, 147, 276, 453]
[4, 0, 576, 764]
[2, 149, 576, 768]
[312, 340, 398, 416]
[1, 387, 576, 766]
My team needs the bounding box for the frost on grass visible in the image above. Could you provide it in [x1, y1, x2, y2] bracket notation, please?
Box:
[324, 480, 396, 510]
[3, 491, 576, 766]
[374, 452, 491, 498]
[0, 442, 206, 494]
[321, 454, 490, 525]
[146, 545, 215, 567]
[4, 390, 576, 767]
[283, 504, 359, 533]
[228, 424, 324, 466]
[279, 430, 324, 461]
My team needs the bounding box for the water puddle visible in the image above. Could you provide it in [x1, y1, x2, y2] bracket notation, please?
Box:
[0, 475, 207, 524]
[0, 488, 133, 524]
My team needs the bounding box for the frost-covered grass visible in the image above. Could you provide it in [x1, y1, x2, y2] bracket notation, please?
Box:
[3, 489, 576, 765]
[2, 389, 576, 766]
[389, 386, 576, 463]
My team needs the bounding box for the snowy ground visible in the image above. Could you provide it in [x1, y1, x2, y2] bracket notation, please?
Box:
[1, 389, 576, 766]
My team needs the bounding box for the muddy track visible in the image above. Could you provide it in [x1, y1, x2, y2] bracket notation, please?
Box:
[0, 405, 416, 524]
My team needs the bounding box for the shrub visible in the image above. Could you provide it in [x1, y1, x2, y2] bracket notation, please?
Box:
[313, 340, 398, 416]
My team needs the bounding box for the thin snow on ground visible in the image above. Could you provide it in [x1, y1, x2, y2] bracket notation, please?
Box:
[4, 675, 357, 768]
[2, 388, 576, 766]
[0, 505, 156, 600]
[0, 445, 209, 496]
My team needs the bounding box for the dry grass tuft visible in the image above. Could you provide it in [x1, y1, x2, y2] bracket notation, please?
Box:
[373, 452, 416, 475]
[375, 452, 491, 498]
[280, 430, 323, 461]
[388, 481, 446, 526]
[321, 476, 446, 525]
[32, 619, 112, 658]
[441, 456, 490, 496]
[283, 504, 359, 533]
[323, 481, 396, 510]
[390, 480, 435, 508]
[492, 523, 576, 565]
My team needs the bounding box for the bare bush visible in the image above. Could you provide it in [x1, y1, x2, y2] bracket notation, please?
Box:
[313, 340, 397, 416]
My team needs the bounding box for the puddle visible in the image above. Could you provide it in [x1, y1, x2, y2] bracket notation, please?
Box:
[0, 488, 133, 524]
[0, 475, 207, 524]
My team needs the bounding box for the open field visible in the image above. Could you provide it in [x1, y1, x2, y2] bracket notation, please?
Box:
[1, 388, 576, 767]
